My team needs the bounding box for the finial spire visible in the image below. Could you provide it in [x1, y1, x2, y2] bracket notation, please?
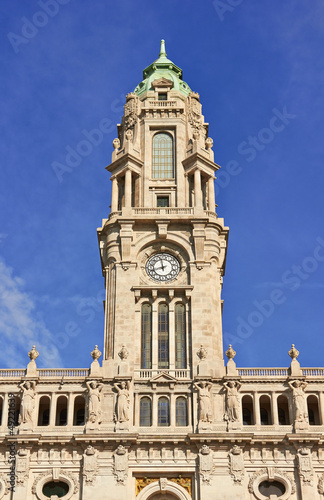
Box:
[159, 39, 167, 58]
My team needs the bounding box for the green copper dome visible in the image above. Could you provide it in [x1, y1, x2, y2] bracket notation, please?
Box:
[134, 40, 192, 97]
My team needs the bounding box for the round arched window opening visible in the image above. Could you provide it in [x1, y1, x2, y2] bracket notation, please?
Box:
[42, 481, 69, 498]
[258, 480, 286, 497]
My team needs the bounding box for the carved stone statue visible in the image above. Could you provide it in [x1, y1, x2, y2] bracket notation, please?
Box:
[114, 381, 131, 422]
[223, 381, 242, 422]
[193, 381, 212, 423]
[288, 380, 308, 422]
[18, 381, 36, 425]
[86, 380, 103, 424]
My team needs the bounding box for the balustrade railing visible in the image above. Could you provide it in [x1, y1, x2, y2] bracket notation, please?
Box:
[238, 368, 289, 377]
[38, 368, 89, 378]
[136, 369, 191, 379]
[148, 100, 177, 107]
[0, 369, 26, 378]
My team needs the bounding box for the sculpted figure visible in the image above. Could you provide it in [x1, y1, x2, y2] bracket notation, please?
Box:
[114, 381, 131, 422]
[193, 381, 213, 423]
[86, 380, 103, 424]
[18, 381, 36, 424]
[288, 380, 308, 421]
[223, 381, 242, 421]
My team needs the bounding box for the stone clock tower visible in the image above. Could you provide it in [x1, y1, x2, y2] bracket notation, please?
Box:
[2, 40, 322, 500]
[98, 40, 229, 388]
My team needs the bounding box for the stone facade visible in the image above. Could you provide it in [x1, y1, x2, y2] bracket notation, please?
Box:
[0, 40, 323, 499]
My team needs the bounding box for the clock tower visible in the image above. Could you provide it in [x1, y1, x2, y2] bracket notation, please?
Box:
[98, 40, 228, 386]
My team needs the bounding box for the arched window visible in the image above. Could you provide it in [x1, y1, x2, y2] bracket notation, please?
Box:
[242, 395, 254, 425]
[0, 396, 3, 426]
[140, 397, 152, 427]
[259, 395, 271, 425]
[175, 303, 186, 369]
[152, 133, 174, 179]
[158, 303, 169, 369]
[158, 397, 170, 426]
[141, 303, 152, 369]
[38, 396, 50, 426]
[56, 396, 67, 426]
[277, 395, 289, 425]
[73, 396, 85, 426]
[307, 395, 320, 425]
[176, 397, 188, 426]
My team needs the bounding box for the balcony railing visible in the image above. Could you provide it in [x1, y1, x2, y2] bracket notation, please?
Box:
[148, 100, 177, 107]
[238, 367, 324, 379]
[136, 369, 191, 380]
[238, 368, 289, 377]
[37, 368, 90, 378]
[108, 208, 219, 220]
[0, 369, 26, 378]
[0, 368, 89, 380]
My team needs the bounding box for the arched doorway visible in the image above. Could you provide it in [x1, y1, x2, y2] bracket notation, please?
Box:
[148, 495, 178, 500]
[136, 478, 192, 500]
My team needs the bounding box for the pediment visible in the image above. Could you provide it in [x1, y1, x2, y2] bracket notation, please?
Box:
[149, 371, 177, 383]
[151, 77, 173, 89]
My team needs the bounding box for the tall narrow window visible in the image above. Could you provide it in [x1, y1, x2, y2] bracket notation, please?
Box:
[141, 303, 152, 369]
[175, 303, 186, 369]
[152, 133, 174, 179]
[158, 303, 169, 369]
[176, 397, 188, 426]
[158, 397, 170, 426]
[140, 397, 152, 426]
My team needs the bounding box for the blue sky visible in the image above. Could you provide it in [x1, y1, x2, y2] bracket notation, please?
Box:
[1, 0, 324, 370]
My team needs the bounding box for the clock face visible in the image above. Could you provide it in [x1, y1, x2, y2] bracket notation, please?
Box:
[146, 253, 181, 282]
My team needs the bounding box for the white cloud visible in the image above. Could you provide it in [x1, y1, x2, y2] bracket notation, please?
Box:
[0, 258, 62, 368]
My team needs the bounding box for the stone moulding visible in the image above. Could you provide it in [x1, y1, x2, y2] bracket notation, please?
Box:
[248, 467, 295, 500]
[32, 470, 79, 500]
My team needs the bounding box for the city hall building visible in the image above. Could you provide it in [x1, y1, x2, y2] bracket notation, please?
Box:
[1, 41, 324, 500]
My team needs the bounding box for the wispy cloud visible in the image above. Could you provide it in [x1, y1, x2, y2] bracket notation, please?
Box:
[0, 258, 62, 368]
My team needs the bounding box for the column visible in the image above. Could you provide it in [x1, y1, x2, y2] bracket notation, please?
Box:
[253, 392, 260, 425]
[124, 169, 132, 208]
[1, 393, 9, 429]
[188, 394, 192, 427]
[67, 393, 74, 426]
[134, 392, 140, 427]
[184, 173, 189, 207]
[169, 304, 175, 372]
[111, 177, 118, 211]
[49, 393, 57, 427]
[194, 169, 202, 208]
[208, 176, 215, 211]
[271, 393, 279, 425]
[170, 393, 176, 428]
[152, 300, 158, 372]
[185, 302, 190, 375]
[152, 392, 158, 427]
[319, 392, 324, 425]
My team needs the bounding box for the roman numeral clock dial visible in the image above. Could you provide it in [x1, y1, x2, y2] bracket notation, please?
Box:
[145, 253, 180, 282]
